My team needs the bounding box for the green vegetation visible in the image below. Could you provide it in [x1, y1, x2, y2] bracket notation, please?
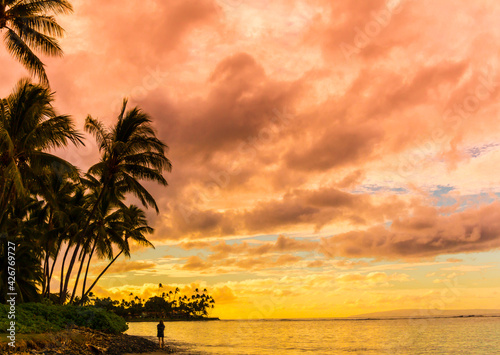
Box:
[0, 303, 127, 334]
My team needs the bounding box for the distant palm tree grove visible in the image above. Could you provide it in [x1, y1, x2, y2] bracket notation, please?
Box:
[90, 286, 216, 320]
[0, 0, 177, 308]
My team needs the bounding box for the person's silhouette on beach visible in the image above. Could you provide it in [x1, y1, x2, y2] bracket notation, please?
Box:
[157, 320, 165, 348]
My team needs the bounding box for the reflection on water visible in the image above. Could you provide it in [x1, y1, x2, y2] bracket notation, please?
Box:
[126, 317, 500, 354]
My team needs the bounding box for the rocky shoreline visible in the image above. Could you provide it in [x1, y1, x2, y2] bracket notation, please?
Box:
[0, 327, 181, 355]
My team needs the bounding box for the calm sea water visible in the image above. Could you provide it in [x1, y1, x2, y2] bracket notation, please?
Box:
[126, 317, 500, 354]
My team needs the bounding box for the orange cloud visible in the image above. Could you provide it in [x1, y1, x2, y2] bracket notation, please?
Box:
[90, 261, 157, 275]
[336, 272, 410, 284]
[321, 201, 500, 260]
[159, 187, 408, 240]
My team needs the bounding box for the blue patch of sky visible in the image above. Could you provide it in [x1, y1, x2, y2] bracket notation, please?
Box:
[390, 187, 408, 193]
[294, 251, 320, 259]
[351, 184, 409, 195]
[432, 185, 457, 208]
[454, 193, 499, 212]
[429, 185, 499, 211]
[432, 185, 455, 197]
[236, 234, 280, 243]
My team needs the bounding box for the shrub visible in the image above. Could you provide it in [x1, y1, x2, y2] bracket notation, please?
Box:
[0, 303, 128, 334]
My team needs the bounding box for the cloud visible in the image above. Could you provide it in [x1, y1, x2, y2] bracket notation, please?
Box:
[211, 285, 237, 304]
[320, 201, 500, 260]
[177, 252, 305, 273]
[336, 272, 410, 284]
[90, 261, 157, 275]
[441, 265, 495, 272]
[446, 258, 463, 263]
[75, 0, 221, 62]
[180, 256, 212, 271]
[194, 235, 320, 260]
[157, 186, 408, 240]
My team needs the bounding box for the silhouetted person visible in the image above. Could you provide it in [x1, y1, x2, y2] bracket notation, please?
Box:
[157, 320, 165, 348]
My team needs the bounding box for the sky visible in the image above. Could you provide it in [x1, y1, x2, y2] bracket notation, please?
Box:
[1, 0, 500, 319]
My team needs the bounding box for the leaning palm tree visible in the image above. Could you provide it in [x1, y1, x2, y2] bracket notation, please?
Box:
[80, 205, 154, 304]
[69, 178, 126, 304]
[0, 0, 73, 84]
[69, 202, 123, 304]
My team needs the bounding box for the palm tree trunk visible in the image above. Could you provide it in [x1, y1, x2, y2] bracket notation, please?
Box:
[42, 250, 50, 295]
[44, 211, 55, 297]
[62, 243, 81, 302]
[69, 246, 87, 304]
[59, 241, 72, 303]
[80, 240, 97, 304]
[46, 240, 63, 298]
[82, 249, 123, 301]
[63, 185, 107, 302]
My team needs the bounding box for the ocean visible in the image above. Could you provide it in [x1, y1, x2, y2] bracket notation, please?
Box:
[126, 317, 500, 354]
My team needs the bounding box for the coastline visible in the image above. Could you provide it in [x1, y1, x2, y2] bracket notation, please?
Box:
[125, 317, 219, 323]
[0, 326, 184, 354]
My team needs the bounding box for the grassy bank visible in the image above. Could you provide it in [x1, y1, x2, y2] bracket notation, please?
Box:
[0, 303, 128, 334]
[0, 326, 176, 354]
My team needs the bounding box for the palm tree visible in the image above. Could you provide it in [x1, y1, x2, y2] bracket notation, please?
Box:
[84, 98, 171, 213]
[70, 195, 124, 304]
[0, 78, 82, 302]
[57, 180, 88, 302]
[72, 180, 129, 303]
[61, 99, 170, 301]
[36, 170, 81, 298]
[81, 205, 154, 303]
[0, 78, 82, 227]
[0, 0, 73, 84]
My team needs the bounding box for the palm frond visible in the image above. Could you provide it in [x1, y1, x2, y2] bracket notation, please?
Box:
[7, 0, 73, 17]
[4, 29, 48, 84]
[122, 164, 168, 186]
[120, 174, 159, 212]
[3, 0, 72, 84]
[85, 115, 110, 151]
[11, 17, 62, 56]
[29, 114, 84, 149]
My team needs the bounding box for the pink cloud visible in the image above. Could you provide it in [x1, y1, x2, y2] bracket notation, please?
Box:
[321, 202, 500, 260]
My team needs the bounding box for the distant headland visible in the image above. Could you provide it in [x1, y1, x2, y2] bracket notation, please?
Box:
[349, 309, 500, 319]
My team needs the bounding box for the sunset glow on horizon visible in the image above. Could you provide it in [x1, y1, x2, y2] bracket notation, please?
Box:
[1, 0, 499, 319]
